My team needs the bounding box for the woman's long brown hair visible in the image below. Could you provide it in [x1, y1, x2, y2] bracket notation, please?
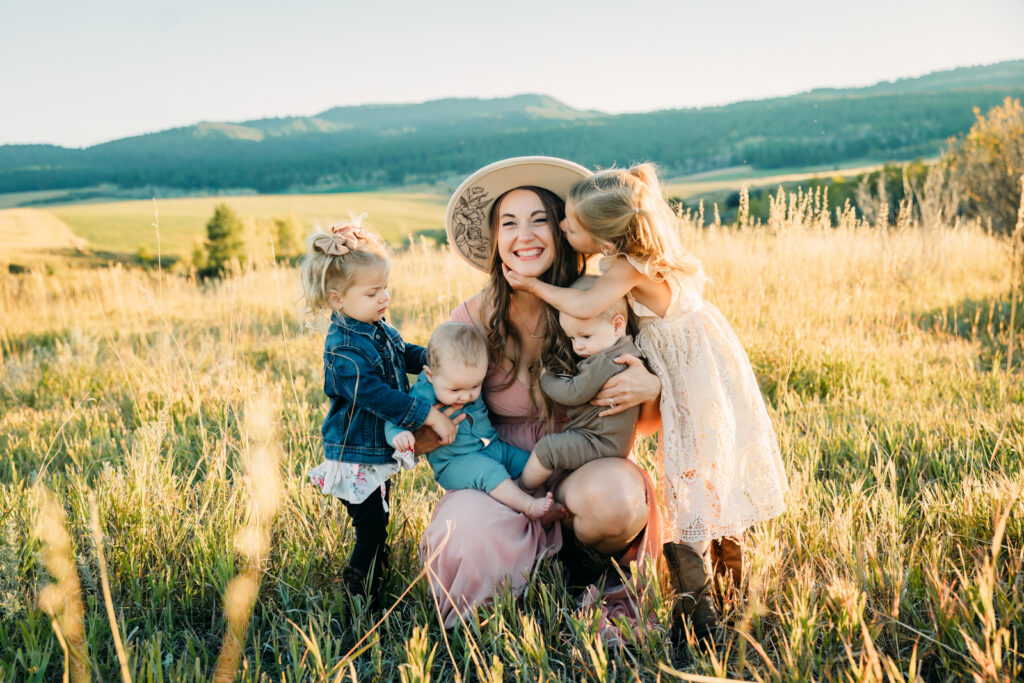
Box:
[483, 187, 583, 413]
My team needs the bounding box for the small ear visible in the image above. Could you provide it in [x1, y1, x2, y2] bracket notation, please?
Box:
[611, 314, 626, 333]
[326, 288, 343, 311]
[424, 365, 433, 380]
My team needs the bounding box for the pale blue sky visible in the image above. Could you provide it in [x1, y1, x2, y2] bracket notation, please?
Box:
[1, 0, 1021, 147]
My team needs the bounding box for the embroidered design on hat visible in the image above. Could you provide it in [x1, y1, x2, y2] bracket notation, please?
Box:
[451, 185, 490, 265]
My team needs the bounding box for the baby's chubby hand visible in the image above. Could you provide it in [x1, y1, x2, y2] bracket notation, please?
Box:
[425, 407, 458, 445]
[412, 405, 467, 455]
[502, 263, 539, 293]
[392, 430, 416, 453]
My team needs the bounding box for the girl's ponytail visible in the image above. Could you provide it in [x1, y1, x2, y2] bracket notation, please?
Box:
[569, 163, 704, 289]
[627, 162, 660, 190]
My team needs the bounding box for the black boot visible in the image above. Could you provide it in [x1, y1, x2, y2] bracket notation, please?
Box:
[343, 545, 390, 611]
[341, 486, 391, 611]
[558, 526, 614, 592]
[663, 542, 721, 644]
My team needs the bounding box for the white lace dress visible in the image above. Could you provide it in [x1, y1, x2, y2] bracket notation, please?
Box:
[615, 256, 788, 543]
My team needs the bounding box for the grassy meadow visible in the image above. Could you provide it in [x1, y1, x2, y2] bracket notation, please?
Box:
[661, 161, 889, 201]
[41, 192, 448, 259]
[1, 190, 1023, 681]
[0, 158, 887, 268]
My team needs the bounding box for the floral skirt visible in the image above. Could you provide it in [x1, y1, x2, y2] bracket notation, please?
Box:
[308, 450, 415, 508]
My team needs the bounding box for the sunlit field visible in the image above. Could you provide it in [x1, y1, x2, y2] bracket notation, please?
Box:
[2, 191, 1022, 681]
[43, 192, 447, 258]
[0, 158, 892, 266]
[661, 161, 888, 200]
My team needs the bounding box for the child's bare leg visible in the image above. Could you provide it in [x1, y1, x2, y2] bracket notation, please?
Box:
[518, 452, 553, 492]
[491, 479, 560, 520]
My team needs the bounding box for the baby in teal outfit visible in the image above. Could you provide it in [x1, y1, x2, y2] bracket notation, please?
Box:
[386, 322, 557, 520]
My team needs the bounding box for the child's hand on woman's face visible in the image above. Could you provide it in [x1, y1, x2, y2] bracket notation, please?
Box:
[502, 263, 538, 293]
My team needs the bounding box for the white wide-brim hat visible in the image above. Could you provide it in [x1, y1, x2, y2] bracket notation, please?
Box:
[445, 156, 592, 271]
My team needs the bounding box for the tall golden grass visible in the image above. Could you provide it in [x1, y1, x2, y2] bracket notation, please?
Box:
[4, 188, 1022, 680]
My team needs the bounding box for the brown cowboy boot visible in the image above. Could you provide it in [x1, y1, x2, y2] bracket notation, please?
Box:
[709, 534, 743, 606]
[663, 542, 721, 643]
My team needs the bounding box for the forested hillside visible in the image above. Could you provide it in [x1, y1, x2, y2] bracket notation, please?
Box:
[1, 61, 1021, 196]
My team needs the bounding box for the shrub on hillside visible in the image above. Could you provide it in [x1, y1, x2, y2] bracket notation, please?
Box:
[946, 97, 1024, 234]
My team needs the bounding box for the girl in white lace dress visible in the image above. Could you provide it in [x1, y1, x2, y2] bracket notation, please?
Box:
[503, 162, 788, 637]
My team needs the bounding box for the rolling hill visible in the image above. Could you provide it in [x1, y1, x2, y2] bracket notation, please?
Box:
[1, 61, 1022, 199]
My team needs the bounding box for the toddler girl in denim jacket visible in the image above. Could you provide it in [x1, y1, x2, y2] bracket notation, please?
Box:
[302, 221, 456, 605]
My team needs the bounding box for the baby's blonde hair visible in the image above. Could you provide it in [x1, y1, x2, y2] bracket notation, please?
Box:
[569, 162, 704, 289]
[564, 275, 628, 322]
[427, 322, 488, 372]
[299, 225, 388, 315]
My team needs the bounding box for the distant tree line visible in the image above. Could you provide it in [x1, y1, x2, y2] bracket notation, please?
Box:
[1, 89, 1020, 195]
[684, 98, 1024, 235]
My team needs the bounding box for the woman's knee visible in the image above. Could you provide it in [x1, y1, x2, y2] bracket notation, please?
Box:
[558, 459, 647, 548]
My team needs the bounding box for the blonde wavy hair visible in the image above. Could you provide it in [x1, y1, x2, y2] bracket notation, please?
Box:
[299, 223, 389, 316]
[568, 163, 704, 289]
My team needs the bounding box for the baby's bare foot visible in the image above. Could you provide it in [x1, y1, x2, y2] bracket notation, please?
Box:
[537, 500, 569, 527]
[525, 492, 554, 520]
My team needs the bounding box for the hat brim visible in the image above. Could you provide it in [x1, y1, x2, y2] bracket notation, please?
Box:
[445, 156, 592, 272]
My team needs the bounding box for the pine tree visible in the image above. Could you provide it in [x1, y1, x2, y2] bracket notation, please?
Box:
[203, 203, 244, 277]
[273, 214, 304, 263]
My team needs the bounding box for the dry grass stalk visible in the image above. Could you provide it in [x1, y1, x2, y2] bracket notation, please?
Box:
[855, 172, 892, 228]
[737, 186, 750, 230]
[87, 494, 132, 683]
[913, 158, 962, 231]
[398, 625, 436, 683]
[213, 395, 283, 682]
[962, 488, 1022, 682]
[1006, 174, 1024, 372]
[33, 486, 90, 682]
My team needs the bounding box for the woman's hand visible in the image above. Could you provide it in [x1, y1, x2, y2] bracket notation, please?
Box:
[502, 263, 539, 294]
[413, 404, 467, 455]
[591, 354, 661, 417]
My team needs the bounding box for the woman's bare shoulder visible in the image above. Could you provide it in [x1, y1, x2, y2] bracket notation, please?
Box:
[454, 292, 489, 328]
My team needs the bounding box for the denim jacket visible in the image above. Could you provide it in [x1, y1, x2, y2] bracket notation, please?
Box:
[321, 312, 431, 464]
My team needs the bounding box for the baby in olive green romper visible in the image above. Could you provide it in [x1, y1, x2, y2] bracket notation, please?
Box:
[519, 276, 643, 490]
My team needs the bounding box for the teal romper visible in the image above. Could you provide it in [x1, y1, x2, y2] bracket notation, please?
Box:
[384, 372, 530, 493]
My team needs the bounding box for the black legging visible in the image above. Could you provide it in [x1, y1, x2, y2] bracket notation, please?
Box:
[341, 485, 390, 576]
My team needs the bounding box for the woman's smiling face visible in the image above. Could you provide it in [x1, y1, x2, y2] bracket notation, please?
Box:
[495, 189, 556, 278]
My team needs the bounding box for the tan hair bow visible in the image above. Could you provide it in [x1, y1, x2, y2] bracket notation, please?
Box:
[312, 223, 369, 256]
